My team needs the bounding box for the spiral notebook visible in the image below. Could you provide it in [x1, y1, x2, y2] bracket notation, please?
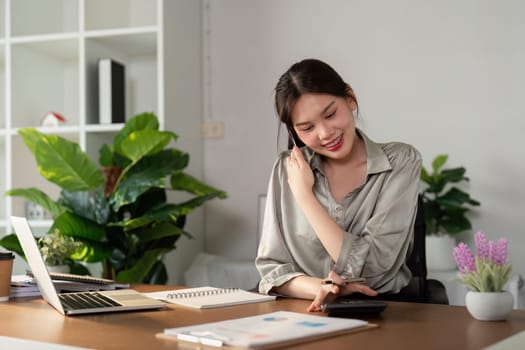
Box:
[144, 286, 276, 309]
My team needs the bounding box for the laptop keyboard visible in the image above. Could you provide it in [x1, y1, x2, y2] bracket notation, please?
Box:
[59, 292, 122, 311]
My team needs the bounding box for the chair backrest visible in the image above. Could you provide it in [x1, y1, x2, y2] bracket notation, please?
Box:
[406, 194, 428, 302]
[404, 194, 449, 304]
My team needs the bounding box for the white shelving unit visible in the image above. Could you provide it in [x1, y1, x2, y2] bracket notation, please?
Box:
[1, 0, 162, 229]
[0, 0, 205, 282]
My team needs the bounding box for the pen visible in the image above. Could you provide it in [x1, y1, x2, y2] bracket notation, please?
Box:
[321, 277, 366, 285]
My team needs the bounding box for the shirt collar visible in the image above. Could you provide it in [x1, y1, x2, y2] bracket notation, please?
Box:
[305, 128, 392, 175]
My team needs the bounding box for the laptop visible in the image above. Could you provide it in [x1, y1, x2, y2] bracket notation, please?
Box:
[11, 216, 166, 316]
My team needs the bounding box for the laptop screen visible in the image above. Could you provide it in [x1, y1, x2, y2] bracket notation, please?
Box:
[11, 216, 65, 313]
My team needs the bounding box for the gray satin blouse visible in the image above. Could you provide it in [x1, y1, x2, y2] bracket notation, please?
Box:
[256, 129, 422, 295]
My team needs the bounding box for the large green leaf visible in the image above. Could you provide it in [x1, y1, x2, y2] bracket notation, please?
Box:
[134, 222, 184, 243]
[126, 187, 167, 218]
[99, 143, 131, 169]
[33, 135, 105, 191]
[18, 128, 45, 155]
[119, 195, 219, 230]
[0, 234, 24, 259]
[50, 211, 106, 242]
[420, 167, 431, 185]
[116, 248, 169, 283]
[437, 187, 480, 208]
[431, 154, 448, 173]
[440, 167, 467, 183]
[59, 188, 110, 224]
[71, 239, 112, 262]
[110, 150, 189, 211]
[98, 143, 114, 167]
[425, 169, 466, 195]
[69, 262, 92, 275]
[113, 112, 161, 148]
[6, 187, 65, 217]
[171, 172, 227, 198]
[171, 193, 226, 217]
[115, 130, 175, 162]
[111, 203, 181, 231]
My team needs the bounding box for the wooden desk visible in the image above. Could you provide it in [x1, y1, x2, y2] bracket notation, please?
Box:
[1, 285, 524, 350]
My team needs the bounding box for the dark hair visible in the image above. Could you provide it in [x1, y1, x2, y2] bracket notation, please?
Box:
[274, 59, 358, 148]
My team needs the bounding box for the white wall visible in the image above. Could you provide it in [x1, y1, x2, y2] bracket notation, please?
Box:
[163, 0, 204, 285]
[202, 0, 525, 278]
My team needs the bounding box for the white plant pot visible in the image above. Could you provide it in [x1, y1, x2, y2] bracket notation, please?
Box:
[465, 291, 513, 321]
[46, 264, 70, 274]
[425, 234, 457, 271]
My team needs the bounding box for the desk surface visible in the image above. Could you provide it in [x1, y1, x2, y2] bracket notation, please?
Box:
[1, 285, 525, 350]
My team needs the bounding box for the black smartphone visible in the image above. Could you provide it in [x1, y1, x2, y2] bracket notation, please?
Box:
[287, 128, 304, 148]
[320, 300, 388, 316]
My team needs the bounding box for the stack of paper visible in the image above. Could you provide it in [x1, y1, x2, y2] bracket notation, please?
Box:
[10, 275, 41, 298]
[159, 311, 372, 348]
[10, 274, 130, 299]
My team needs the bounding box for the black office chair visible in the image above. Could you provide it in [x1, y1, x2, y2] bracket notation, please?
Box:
[403, 195, 449, 304]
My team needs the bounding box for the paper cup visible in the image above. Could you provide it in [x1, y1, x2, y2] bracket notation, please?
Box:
[0, 252, 15, 301]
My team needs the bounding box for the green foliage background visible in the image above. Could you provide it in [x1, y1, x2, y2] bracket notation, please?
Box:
[421, 154, 480, 236]
[0, 113, 226, 284]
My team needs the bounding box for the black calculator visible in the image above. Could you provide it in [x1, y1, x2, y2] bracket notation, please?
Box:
[320, 300, 388, 316]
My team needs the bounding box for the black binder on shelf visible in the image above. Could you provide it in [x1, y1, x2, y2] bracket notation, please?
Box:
[98, 58, 125, 124]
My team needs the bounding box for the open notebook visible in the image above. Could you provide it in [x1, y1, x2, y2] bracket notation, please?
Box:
[11, 216, 165, 316]
[144, 286, 276, 309]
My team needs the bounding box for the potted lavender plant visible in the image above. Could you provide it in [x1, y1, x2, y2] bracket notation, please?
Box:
[453, 231, 513, 321]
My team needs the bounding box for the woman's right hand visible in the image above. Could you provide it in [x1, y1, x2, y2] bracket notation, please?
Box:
[306, 272, 378, 312]
[287, 146, 315, 201]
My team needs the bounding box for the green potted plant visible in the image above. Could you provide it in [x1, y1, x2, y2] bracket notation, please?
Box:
[420, 154, 480, 271]
[38, 229, 81, 273]
[0, 112, 226, 283]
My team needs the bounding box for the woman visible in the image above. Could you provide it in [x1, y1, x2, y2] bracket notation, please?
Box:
[255, 58, 422, 312]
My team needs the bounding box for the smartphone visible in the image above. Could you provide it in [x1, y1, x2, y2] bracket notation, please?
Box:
[288, 128, 297, 147]
[320, 300, 388, 316]
[287, 128, 304, 148]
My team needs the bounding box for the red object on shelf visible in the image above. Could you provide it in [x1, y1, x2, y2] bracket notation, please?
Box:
[41, 111, 67, 126]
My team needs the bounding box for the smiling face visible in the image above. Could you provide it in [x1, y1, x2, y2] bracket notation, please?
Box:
[291, 92, 358, 162]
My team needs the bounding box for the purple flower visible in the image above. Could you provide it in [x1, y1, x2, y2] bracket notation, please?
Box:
[475, 231, 489, 260]
[453, 231, 512, 292]
[453, 242, 475, 273]
[488, 240, 496, 263]
[494, 238, 508, 266]
[473, 231, 508, 265]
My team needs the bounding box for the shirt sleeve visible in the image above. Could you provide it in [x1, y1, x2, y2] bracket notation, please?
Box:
[332, 143, 422, 293]
[255, 152, 305, 294]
